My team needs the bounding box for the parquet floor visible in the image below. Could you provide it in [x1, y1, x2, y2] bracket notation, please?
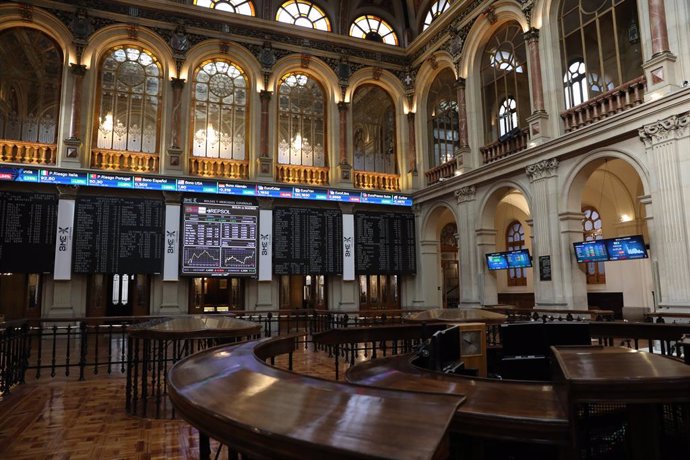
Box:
[0, 345, 348, 460]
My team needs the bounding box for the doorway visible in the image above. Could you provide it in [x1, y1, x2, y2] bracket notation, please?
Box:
[440, 223, 459, 308]
[86, 274, 150, 317]
[279, 275, 326, 310]
[0, 273, 43, 320]
[188, 277, 245, 314]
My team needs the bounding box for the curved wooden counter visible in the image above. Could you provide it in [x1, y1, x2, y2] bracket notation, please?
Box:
[167, 338, 465, 460]
[127, 314, 261, 339]
[346, 354, 569, 445]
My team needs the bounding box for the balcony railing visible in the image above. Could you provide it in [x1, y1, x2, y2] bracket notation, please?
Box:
[480, 127, 529, 164]
[91, 148, 159, 173]
[276, 163, 329, 185]
[353, 170, 400, 191]
[189, 157, 249, 179]
[561, 76, 646, 133]
[425, 158, 457, 185]
[0, 139, 57, 165]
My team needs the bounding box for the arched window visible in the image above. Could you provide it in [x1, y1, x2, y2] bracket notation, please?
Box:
[191, 59, 248, 160]
[498, 97, 518, 137]
[277, 73, 326, 167]
[349, 15, 398, 46]
[276, 1, 330, 31]
[423, 0, 451, 31]
[506, 221, 527, 286]
[480, 22, 530, 144]
[582, 206, 606, 284]
[352, 85, 396, 174]
[0, 28, 62, 145]
[559, 0, 642, 105]
[427, 69, 459, 167]
[194, 0, 255, 15]
[563, 59, 588, 109]
[95, 46, 162, 154]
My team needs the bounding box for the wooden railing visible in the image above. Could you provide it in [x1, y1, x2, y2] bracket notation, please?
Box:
[561, 75, 646, 133]
[90, 148, 159, 173]
[0, 139, 57, 165]
[353, 170, 400, 191]
[276, 163, 329, 185]
[480, 127, 529, 164]
[425, 158, 457, 185]
[189, 157, 249, 179]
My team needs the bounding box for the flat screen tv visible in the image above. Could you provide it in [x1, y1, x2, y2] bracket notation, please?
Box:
[486, 252, 509, 270]
[605, 235, 648, 261]
[506, 249, 532, 268]
[573, 240, 609, 263]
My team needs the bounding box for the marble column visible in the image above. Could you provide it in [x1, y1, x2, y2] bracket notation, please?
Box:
[523, 28, 550, 146]
[63, 64, 87, 160]
[167, 78, 185, 169]
[454, 78, 469, 149]
[455, 186, 481, 307]
[648, 0, 670, 56]
[337, 102, 352, 182]
[642, 0, 678, 98]
[258, 90, 273, 176]
[406, 112, 417, 173]
[526, 158, 567, 307]
[639, 111, 690, 307]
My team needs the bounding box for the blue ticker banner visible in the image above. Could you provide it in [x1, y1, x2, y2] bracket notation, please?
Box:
[0, 166, 413, 207]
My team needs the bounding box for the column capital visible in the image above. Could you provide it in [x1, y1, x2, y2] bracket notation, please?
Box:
[526, 158, 558, 182]
[171, 77, 186, 89]
[455, 185, 476, 204]
[69, 63, 87, 76]
[260, 89, 273, 101]
[406, 111, 415, 121]
[523, 27, 539, 42]
[454, 77, 466, 89]
[337, 101, 349, 112]
[638, 110, 690, 147]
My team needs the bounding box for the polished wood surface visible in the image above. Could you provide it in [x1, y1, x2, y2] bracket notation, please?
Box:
[168, 338, 464, 460]
[551, 345, 690, 401]
[345, 354, 569, 445]
[406, 308, 506, 324]
[127, 315, 260, 339]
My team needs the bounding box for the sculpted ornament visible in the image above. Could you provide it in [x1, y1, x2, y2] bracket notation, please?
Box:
[455, 186, 476, 203]
[526, 158, 559, 182]
[638, 111, 690, 147]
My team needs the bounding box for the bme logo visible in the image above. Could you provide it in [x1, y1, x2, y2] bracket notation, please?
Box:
[260, 234, 270, 256]
[57, 226, 71, 252]
[166, 231, 176, 254]
[343, 236, 352, 257]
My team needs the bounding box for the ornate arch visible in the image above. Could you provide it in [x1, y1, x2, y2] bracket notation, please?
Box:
[268, 54, 339, 100]
[0, 5, 75, 63]
[477, 180, 533, 230]
[181, 40, 261, 88]
[420, 200, 459, 241]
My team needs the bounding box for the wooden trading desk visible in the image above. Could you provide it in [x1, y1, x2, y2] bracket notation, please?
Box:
[168, 339, 464, 460]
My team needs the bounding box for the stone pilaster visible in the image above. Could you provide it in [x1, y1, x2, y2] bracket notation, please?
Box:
[526, 158, 567, 307]
[639, 111, 690, 306]
[559, 211, 588, 307]
[475, 228, 498, 306]
[455, 186, 481, 307]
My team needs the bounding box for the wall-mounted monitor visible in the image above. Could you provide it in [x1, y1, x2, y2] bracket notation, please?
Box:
[573, 240, 609, 263]
[506, 249, 532, 268]
[605, 235, 648, 261]
[486, 252, 509, 270]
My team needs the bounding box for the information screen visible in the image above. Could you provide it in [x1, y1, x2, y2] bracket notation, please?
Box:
[506, 249, 532, 268]
[573, 240, 609, 263]
[605, 235, 648, 261]
[73, 196, 164, 274]
[486, 252, 509, 270]
[273, 207, 342, 275]
[181, 199, 258, 276]
[0, 191, 57, 272]
[355, 212, 416, 275]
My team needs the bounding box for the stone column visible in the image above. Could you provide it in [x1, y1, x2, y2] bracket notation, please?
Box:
[523, 28, 550, 146]
[526, 158, 567, 307]
[455, 186, 481, 307]
[454, 78, 471, 172]
[559, 211, 588, 307]
[639, 111, 690, 307]
[47, 186, 80, 317]
[476, 228, 498, 306]
[643, 0, 678, 98]
[407, 112, 417, 173]
[63, 64, 87, 161]
[155, 192, 185, 315]
[337, 101, 352, 182]
[258, 90, 273, 176]
[167, 78, 185, 169]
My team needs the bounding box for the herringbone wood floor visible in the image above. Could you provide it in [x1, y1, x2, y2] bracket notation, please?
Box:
[0, 345, 344, 459]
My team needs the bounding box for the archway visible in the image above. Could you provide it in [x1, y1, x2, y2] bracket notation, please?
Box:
[421, 202, 458, 309]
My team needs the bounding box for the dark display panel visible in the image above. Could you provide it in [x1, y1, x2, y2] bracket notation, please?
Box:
[181, 200, 258, 276]
[0, 191, 57, 272]
[605, 235, 648, 261]
[573, 240, 608, 263]
[486, 252, 509, 270]
[273, 207, 342, 275]
[355, 212, 416, 275]
[73, 197, 163, 274]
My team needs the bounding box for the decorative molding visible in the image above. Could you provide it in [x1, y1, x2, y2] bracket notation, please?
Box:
[523, 27, 539, 43]
[373, 67, 383, 80]
[526, 158, 559, 182]
[455, 185, 476, 203]
[520, 0, 535, 28]
[19, 3, 33, 22]
[171, 77, 185, 89]
[300, 53, 311, 69]
[69, 63, 87, 77]
[482, 6, 497, 25]
[638, 111, 690, 147]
